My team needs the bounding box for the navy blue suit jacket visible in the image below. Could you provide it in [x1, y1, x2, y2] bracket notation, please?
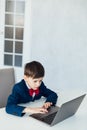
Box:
[6, 79, 58, 117]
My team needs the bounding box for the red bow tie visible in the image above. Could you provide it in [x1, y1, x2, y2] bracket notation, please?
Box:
[29, 88, 39, 96]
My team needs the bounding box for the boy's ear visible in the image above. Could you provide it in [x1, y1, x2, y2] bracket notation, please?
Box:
[24, 75, 28, 81]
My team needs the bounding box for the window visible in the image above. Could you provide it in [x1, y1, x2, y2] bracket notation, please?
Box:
[4, 0, 25, 67]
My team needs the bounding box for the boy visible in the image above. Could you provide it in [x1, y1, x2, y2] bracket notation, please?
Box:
[6, 61, 58, 117]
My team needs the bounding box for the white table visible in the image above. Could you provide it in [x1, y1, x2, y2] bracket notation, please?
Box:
[0, 90, 87, 130]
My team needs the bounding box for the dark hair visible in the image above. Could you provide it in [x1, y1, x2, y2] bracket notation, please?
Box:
[24, 61, 45, 78]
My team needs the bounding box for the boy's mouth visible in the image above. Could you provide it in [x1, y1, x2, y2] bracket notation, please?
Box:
[34, 87, 39, 90]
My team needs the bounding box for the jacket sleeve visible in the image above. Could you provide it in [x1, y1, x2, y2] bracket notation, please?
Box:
[41, 82, 58, 105]
[5, 85, 26, 117]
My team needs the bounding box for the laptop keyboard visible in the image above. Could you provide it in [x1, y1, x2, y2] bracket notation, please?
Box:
[41, 112, 57, 124]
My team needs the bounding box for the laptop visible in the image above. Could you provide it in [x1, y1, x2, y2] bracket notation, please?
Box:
[29, 94, 86, 126]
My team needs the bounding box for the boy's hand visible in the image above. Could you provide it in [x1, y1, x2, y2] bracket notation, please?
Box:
[23, 107, 48, 114]
[42, 102, 53, 109]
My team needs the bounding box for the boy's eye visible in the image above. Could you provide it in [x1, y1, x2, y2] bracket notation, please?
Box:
[34, 81, 37, 83]
[34, 80, 42, 83]
[39, 80, 42, 83]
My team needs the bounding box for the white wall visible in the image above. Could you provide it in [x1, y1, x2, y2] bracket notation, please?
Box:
[0, 0, 5, 67]
[29, 0, 87, 91]
[0, 0, 87, 92]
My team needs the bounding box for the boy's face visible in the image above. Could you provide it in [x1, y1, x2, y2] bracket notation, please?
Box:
[24, 76, 43, 90]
